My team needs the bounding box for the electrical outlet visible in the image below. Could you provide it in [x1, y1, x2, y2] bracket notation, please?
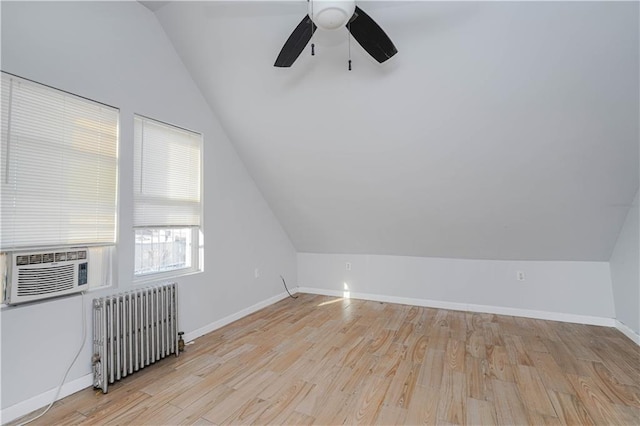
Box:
[346, 262, 351, 271]
[517, 271, 525, 281]
[254, 268, 260, 279]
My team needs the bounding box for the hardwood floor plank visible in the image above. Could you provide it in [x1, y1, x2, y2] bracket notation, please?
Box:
[165, 385, 235, 424]
[252, 380, 315, 424]
[324, 391, 358, 424]
[466, 355, 493, 401]
[367, 328, 395, 356]
[486, 345, 514, 382]
[591, 336, 640, 386]
[393, 320, 415, 346]
[343, 374, 390, 424]
[376, 404, 408, 425]
[466, 330, 487, 359]
[15, 407, 87, 426]
[529, 351, 574, 394]
[8, 293, 639, 426]
[295, 369, 344, 417]
[119, 400, 182, 425]
[341, 355, 381, 396]
[410, 334, 429, 364]
[547, 390, 597, 425]
[445, 338, 466, 373]
[77, 391, 151, 425]
[504, 334, 534, 366]
[448, 311, 468, 341]
[558, 333, 604, 363]
[200, 389, 252, 424]
[221, 397, 271, 425]
[436, 370, 466, 424]
[576, 359, 640, 408]
[378, 342, 408, 379]
[567, 374, 631, 425]
[483, 322, 506, 346]
[405, 384, 439, 425]
[592, 361, 640, 408]
[466, 397, 497, 424]
[385, 361, 420, 409]
[418, 348, 445, 389]
[281, 410, 316, 425]
[492, 379, 529, 425]
[513, 364, 557, 417]
[544, 339, 586, 376]
[384, 304, 409, 331]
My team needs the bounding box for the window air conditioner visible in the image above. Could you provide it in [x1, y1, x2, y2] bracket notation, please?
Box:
[6, 248, 89, 304]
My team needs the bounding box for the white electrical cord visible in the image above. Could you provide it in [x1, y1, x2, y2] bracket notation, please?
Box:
[17, 292, 87, 426]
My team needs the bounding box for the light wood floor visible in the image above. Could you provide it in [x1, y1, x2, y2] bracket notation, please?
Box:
[11, 293, 640, 425]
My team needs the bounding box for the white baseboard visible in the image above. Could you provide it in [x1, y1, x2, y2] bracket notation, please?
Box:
[615, 320, 640, 346]
[182, 290, 295, 343]
[297, 287, 616, 328]
[0, 373, 93, 425]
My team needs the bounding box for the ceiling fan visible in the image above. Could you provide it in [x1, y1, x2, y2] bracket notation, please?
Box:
[274, 0, 398, 68]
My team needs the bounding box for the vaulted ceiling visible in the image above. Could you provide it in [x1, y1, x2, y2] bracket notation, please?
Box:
[148, 1, 638, 261]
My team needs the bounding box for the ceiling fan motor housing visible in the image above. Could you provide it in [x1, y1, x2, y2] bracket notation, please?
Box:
[309, 0, 356, 30]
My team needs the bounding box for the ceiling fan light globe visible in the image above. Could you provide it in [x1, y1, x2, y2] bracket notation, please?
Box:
[309, 0, 356, 30]
[315, 8, 349, 30]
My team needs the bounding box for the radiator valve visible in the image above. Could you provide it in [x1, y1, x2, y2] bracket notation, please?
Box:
[178, 331, 185, 352]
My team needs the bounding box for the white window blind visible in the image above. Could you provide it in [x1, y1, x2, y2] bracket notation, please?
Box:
[133, 115, 201, 228]
[1, 73, 119, 250]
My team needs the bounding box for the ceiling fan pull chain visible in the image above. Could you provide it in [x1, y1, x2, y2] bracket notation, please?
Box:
[310, 0, 315, 56]
[348, 21, 352, 70]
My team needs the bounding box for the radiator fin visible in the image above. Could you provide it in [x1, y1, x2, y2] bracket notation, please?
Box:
[92, 282, 179, 393]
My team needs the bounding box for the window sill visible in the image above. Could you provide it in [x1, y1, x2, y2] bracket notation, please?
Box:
[133, 268, 202, 286]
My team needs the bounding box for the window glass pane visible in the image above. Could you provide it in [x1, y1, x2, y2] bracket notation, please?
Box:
[134, 228, 193, 276]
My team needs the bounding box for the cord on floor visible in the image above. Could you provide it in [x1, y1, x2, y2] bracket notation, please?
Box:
[281, 275, 298, 299]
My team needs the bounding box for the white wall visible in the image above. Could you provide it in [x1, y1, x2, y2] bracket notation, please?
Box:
[154, 1, 640, 263]
[0, 1, 296, 416]
[298, 253, 615, 322]
[610, 190, 640, 335]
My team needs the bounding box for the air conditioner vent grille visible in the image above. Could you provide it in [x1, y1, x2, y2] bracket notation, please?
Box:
[7, 247, 88, 304]
[15, 250, 86, 266]
[16, 264, 75, 296]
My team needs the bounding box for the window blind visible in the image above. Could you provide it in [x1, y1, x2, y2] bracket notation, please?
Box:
[1, 73, 119, 250]
[133, 115, 202, 228]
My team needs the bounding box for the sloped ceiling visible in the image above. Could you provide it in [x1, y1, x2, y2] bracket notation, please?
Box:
[151, 1, 638, 261]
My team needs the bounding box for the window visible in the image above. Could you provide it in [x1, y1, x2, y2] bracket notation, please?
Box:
[1, 72, 119, 250]
[133, 115, 202, 279]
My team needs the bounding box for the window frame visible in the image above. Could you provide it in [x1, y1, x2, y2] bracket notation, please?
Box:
[133, 226, 201, 282]
[132, 114, 203, 282]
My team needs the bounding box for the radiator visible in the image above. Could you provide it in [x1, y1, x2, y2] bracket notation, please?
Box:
[92, 282, 179, 393]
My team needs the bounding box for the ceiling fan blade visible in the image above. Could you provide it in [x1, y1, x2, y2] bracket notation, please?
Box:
[275, 15, 317, 67]
[347, 6, 397, 63]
